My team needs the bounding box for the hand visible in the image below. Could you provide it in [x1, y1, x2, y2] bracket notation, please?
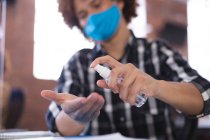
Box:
[90, 55, 158, 106]
[41, 90, 105, 124]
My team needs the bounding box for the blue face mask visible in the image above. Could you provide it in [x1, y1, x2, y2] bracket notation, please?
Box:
[83, 5, 121, 41]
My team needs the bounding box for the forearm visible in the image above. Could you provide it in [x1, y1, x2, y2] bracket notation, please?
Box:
[55, 110, 85, 136]
[154, 80, 204, 116]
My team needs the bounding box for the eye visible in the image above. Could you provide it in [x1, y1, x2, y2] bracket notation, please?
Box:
[90, 0, 102, 9]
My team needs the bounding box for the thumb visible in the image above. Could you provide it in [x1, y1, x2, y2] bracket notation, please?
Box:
[41, 90, 77, 104]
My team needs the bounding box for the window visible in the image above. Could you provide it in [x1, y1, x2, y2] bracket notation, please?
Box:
[34, 0, 94, 80]
[34, 0, 147, 80]
[187, 0, 210, 81]
[188, 0, 210, 129]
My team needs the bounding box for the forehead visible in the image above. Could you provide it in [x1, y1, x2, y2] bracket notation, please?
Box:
[74, 0, 113, 12]
[74, 0, 93, 11]
[74, 0, 89, 6]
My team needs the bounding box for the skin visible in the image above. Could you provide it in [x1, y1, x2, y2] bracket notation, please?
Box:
[90, 56, 204, 116]
[41, 90, 104, 136]
[41, 0, 204, 136]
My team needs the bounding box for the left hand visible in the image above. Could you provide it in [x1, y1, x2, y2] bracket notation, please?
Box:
[41, 90, 104, 124]
[90, 55, 159, 106]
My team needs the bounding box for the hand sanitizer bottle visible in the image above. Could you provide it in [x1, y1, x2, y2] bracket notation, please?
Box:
[94, 64, 147, 107]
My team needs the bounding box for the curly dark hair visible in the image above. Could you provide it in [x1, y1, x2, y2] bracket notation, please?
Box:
[58, 0, 138, 31]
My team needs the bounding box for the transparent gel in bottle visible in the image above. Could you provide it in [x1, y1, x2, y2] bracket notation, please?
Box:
[94, 64, 148, 107]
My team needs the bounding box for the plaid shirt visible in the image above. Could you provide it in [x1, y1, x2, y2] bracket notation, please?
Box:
[46, 31, 210, 140]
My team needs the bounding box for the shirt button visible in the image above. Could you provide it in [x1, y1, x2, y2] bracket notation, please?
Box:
[120, 117, 125, 122]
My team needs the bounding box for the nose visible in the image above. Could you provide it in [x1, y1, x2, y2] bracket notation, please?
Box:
[80, 7, 101, 27]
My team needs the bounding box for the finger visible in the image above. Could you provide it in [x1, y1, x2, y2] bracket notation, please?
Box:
[82, 93, 104, 113]
[108, 68, 121, 93]
[71, 93, 103, 123]
[80, 94, 104, 122]
[62, 97, 87, 114]
[121, 63, 137, 80]
[90, 55, 121, 69]
[119, 68, 137, 99]
[95, 95, 105, 110]
[41, 90, 77, 104]
[97, 80, 109, 88]
[127, 79, 140, 106]
[97, 76, 119, 93]
[90, 111, 101, 121]
[87, 93, 104, 111]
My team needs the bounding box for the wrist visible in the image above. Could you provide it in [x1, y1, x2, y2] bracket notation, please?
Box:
[152, 80, 164, 99]
[56, 111, 86, 136]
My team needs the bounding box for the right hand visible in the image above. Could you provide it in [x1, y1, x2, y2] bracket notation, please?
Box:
[90, 55, 158, 106]
[41, 90, 105, 124]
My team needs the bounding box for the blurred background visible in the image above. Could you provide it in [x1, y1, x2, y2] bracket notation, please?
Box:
[0, 0, 210, 139]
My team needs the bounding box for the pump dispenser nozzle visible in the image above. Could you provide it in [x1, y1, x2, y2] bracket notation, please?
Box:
[94, 64, 111, 79]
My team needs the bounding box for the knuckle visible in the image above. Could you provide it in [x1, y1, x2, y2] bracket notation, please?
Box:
[127, 98, 134, 105]
[119, 93, 127, 101]
[127, 63, 134, 69]
[126, 89, 137, 104]
[108, 83, 115, 89]
[134, 68, 140, 74]
[121, 82, 128, 89]
[107, 55, 111, 59]
[136, 72, 143, 80]
[106, 55, 112, 62]
[111, 68, 118, 75]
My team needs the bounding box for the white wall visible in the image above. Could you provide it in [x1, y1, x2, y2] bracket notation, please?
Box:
[33, 0, 147, 80]
[188, 0, 210, 81]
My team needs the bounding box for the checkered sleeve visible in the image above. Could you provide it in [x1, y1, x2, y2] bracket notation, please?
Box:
[45, 102, 62, 133]
[157, 41, 210, 117]
[45, 52, 83, 133]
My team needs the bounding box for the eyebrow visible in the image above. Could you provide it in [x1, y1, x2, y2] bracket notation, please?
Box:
[76, 0, 100, 17]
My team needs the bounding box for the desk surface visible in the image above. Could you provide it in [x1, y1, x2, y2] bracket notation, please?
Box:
[198, 115, 210, 128]
[0, 131, 146, 140]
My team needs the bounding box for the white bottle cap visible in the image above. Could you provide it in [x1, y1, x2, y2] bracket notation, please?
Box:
[94, 64, 111, 79]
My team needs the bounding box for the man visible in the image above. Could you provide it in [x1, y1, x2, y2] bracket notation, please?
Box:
[41, 0, 210, 139]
